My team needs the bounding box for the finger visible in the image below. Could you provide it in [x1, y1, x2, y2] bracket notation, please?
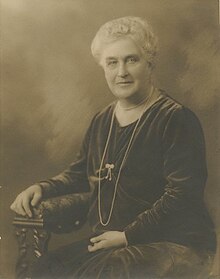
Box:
[88, 241, 105, 252]
[90, 233, 106, 243]
[16, 194, 30, 217]
[88, 245, 93, 252]
[14, 200, 27, 216]
[22, 198, 32, 218]
[10, 196, 21, 210]
[88, 244, 101, 252]
[10, 201, 16, 211]
[31, 193, 41, 207]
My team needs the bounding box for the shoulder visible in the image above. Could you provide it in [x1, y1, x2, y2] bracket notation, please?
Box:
[157, 90, 187, 117]
[94, 102, 115, 119]
[88, 102, 115, 131]
[156, 90, 201, 125]
[155, 91, 204, 142]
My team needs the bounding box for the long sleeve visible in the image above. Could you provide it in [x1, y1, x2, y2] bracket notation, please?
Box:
[124, 107, 208, 245]
[38, 120, 94, 199]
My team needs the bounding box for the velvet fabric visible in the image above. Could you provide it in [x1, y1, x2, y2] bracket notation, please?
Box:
[36, 89, 216, 277]
[33, 240, 213, 278]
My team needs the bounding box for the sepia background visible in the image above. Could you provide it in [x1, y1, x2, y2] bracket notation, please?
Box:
[1, 0, 219, 278]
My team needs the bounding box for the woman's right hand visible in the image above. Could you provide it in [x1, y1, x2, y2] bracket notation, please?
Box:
[10, 184, 42, 218]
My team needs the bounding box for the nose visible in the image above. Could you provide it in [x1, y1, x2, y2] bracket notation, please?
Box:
[117, 62, 128, 77]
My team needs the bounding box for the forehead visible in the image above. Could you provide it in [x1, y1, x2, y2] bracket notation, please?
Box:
[101, 37, 143, 60]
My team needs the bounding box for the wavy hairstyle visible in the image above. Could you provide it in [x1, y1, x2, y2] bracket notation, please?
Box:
[91, 16, 158, 67]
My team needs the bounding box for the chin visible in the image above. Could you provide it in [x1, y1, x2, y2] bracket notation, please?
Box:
[112, 88, 138, 100]
[113, 93, 135, 100]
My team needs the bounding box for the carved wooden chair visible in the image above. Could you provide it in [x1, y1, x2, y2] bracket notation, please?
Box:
[13, 193, 219, 279]
[13, 193, 91, 279]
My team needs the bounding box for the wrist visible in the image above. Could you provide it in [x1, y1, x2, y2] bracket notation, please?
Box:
[29, 184, 42, 194]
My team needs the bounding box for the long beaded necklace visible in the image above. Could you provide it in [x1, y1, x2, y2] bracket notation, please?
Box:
[98, 86, 154, 226]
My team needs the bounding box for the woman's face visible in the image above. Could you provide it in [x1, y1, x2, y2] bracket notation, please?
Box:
[100, 37, 152, 102]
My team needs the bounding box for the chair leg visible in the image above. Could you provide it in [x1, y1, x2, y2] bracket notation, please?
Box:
[33, 228, 51, 259]
[15, 227, 29, 279]
[14, 225, 51, 279]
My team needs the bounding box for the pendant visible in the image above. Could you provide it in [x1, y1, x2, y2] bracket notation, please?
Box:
[105, 163, 114, 181]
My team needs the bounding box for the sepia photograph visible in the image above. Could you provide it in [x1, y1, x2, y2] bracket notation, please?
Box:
[1, 0, 220, 278]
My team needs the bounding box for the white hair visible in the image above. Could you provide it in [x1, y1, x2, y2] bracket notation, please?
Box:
[91, 16, 158, 66]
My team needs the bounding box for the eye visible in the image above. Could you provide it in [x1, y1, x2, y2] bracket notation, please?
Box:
[106, 60, 118, 68]
[126, 57, 138, 64]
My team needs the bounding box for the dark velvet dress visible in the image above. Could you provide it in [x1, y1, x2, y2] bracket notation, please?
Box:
[34, 89, 216, 278]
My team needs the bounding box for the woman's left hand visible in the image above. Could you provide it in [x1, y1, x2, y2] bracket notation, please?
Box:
[88, 231, 127, 252]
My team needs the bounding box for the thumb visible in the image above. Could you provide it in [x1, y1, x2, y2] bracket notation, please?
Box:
[90, 233, 105, 243]
[31, 193, 41, 207]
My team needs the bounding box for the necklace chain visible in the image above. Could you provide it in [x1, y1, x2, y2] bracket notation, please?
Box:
[118, 94, 150, 111]
[98, 86, 154, 226]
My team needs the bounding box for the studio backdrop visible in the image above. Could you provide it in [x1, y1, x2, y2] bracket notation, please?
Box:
[1, 1, 219, 278]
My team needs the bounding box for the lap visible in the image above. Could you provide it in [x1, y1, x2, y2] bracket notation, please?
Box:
[32, 239, 212, 278]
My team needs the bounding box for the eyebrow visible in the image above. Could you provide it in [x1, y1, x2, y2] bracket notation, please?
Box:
[105, 54, 140, 61]
[105, 57, 117, 61]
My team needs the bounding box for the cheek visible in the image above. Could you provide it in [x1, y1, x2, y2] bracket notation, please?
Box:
[104, 71, 115, 84]
[128, 64, 146, 78]
[134, 66, 151, 82]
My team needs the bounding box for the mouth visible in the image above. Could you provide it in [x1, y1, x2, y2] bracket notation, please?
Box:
[116, 81, 133, 85]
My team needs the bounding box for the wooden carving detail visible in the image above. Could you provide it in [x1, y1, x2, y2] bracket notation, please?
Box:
[33, 228, 50, 259]
[14, 227, 29, 279]
[13, 193, 90, 278]
[13, 216, 50, 279]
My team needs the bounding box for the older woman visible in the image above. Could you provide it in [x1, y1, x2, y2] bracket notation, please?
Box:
[11, 16, 216, 278]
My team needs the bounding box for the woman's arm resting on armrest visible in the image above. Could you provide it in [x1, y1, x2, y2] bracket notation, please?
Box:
[10, 184, 42, 217]
[10, 116, 95, 217]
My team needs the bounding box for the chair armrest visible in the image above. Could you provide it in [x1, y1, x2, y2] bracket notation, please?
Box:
[35, 192, 91, 233]
[13, 192, 91, 233]
[12, 192, 91, 278]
